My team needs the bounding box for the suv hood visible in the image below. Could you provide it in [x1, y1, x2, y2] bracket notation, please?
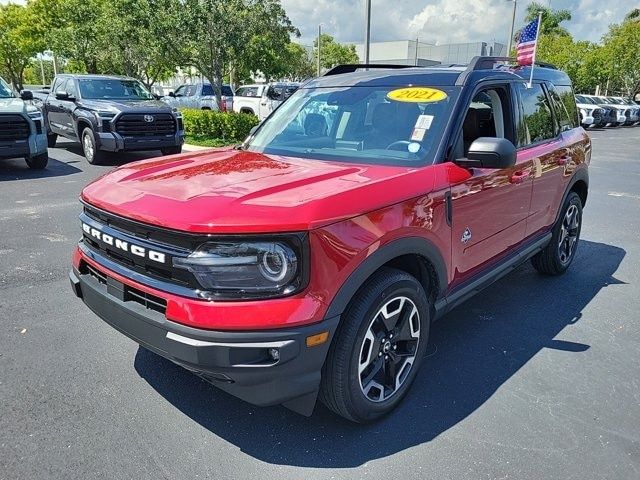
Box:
[81, 149, 431, 233]
[77, 98, 173, 114]
[0, 97, 27, 114]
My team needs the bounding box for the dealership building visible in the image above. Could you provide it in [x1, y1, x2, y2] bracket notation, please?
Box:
[354, 40, 508, 66]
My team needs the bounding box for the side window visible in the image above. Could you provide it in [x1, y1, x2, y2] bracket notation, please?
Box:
[517, 83, 555, 146]
[65, 78, 78, 98]
[185, 85, 197, 97]
[455, 86, 512, 159]
[551, 84, 579, 130]
[202, 84, 214, 96]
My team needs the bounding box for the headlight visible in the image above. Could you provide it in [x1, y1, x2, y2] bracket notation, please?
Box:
[27, 110, 43, 120]
[173, 239, 305, 300]
[93, 111, 116, 121]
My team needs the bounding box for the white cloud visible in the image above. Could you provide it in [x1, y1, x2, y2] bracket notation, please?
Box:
[283, 0, 634, 46]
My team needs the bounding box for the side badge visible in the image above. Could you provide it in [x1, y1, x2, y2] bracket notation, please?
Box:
[461, 227, 472, 244]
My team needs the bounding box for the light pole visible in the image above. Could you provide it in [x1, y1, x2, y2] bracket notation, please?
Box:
[506, 0, 517, 57]
[364, 0, 371, 64]
[317, 24, 322, 76]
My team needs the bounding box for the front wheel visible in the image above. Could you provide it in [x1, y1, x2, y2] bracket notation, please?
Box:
[531, 191, 582, 275]
[320, 267, 430, 423]
[161, 146, 182, 156]
[25, 153, 48, 170]
[81, 128, 105, 165]
[47, 133, 57, 148]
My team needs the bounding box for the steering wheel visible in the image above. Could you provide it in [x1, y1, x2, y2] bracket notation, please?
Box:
[385, 140, 423, 154]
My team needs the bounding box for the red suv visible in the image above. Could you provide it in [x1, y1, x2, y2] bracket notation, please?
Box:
[70, 58, 590, 422]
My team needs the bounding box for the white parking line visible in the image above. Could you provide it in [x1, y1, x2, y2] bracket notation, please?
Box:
[608, 192, 640, 200]
[0, 201, 79, 217]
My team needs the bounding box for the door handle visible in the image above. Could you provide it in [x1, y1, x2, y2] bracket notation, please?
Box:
[509, 170, 531, 184]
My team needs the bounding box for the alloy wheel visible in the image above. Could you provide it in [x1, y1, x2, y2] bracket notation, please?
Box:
[358, 296, 420, 402]
[83, 134, 94, 162]
[558, 204, 580, 264]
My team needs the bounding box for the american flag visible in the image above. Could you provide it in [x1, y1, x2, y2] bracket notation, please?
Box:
[516, 19, 540, 66]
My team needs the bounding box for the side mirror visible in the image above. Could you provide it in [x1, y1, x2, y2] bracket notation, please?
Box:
[456, 137, 517, 169]
[55, 90, 70, 101]
[20, 90, 33, 101]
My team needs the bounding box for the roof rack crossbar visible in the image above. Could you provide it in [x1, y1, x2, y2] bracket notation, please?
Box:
[323, 64, 414, 77]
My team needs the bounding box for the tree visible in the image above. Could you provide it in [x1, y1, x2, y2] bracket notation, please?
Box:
[105, 0, 176, 89]
[314, 34, 359, 70]
[152, 0, 298, 104]
[625, 8, 640, 23]
[601, 20, 640, 96]
[523, 2, 572, 37]
[0, 3, 41, 90]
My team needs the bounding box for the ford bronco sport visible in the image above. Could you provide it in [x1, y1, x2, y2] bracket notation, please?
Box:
[0, 77, 49, 169]
[70, 57, 590, 422]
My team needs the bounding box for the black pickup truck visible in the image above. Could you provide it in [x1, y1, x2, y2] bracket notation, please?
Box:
[36, 74, 184, 164]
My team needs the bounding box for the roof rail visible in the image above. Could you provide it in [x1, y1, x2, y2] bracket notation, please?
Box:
[455, 56, 558, 85]
[323, 64, 413, 76]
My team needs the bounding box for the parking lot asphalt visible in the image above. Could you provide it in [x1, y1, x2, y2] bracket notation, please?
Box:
[1, 131, 639, 480]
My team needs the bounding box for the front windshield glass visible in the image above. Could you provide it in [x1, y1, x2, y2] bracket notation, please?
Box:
[78, 79, 153, 100]
[0, 77, 14, 98]
[246, 85, 459, 166]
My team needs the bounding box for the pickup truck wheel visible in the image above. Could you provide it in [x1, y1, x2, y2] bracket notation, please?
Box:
[81, 128, 105, 165]
[25, 153, 48, 170]
[531, 191, 582, 275]
[47, 133, 57, 148]
[320, 267, 430, 423]
[161, 146, 182, 156]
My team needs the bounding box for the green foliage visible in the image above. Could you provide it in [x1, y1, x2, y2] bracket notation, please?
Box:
[524, 2, 572, 37]
[181, 110, 259, 141]
[0, 3, 42, 90]
[314, 34, 359, 70]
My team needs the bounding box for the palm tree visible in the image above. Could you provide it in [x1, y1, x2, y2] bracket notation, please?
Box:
[625, 8, 640, 23]
[524, 1, 572, 37]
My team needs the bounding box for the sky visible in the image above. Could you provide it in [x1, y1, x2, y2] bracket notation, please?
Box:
[0, 0, 634, 47]
[281, 0, 635, 47]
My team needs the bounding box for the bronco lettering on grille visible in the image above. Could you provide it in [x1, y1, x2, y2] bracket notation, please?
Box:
[82, 223, 166, 264]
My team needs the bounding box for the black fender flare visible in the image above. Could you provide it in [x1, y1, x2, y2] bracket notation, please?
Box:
[74, 111, 97, 139]
[324, 236, 448, 319]
[554, 167, 589, 224]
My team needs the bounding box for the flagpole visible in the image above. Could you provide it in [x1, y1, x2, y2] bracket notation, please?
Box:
[528, 11, 543, 88]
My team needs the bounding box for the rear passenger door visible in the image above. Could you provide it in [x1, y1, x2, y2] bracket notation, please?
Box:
[448, 83, 534, 284]
[516, 82, 577, 237]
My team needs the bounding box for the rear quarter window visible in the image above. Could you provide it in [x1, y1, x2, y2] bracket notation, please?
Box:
[550, 84, 579, 131]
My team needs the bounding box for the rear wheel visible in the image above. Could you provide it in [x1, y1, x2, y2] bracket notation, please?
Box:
[47, 133, 57, 148]
[81, 128, 105, 165]
[25, 153, 48, 170]
[320, 267, 430, 423]
[531, 191, 582, 275]
[161, 146, 182, 156]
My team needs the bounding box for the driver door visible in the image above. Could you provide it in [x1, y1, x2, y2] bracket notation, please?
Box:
[448, 83, 534, 286]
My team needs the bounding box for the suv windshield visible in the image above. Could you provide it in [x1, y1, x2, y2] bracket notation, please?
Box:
[0, 77, 14, 98]
[246, 85, 459, 166]
[78, 79, 154, 100]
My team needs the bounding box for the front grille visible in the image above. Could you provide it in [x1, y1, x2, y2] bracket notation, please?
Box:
[0, 115, 30, 141]
[82, 261, 167, 314]
[115, 113, 176, 137]
[592, 108, 602, 120]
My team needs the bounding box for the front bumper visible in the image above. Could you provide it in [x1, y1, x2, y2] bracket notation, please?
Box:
[580, 115, 594, 127]
[0, 132, 47, 160]
[69, 266, 339, 415]
[96, 131, 185, 153]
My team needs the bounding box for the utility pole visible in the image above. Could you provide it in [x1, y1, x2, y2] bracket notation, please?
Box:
[317, 24, 322, 76]
[364, 0, 371, 64]
[507, 0, 517, 56]
[414, 37, 419, 66]
[39, 54, 46, 86]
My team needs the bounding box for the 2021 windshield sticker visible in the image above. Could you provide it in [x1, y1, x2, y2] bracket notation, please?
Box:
[387, 87, 448, 103]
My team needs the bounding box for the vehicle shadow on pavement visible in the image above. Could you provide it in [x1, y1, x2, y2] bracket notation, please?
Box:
[58, 144, 162, 166]
[0, 156, 82, 181]
[134, 239, 626, 468]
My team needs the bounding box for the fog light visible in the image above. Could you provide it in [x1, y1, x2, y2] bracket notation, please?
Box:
[268, 348, 280, 361]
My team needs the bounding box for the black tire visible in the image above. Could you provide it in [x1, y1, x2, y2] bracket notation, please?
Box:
[161, 145, 182, 156]
[320, 267, 430, 423]
[47, 133, 57, 148]
[531, 191, 582, 275]
[25, 153, 48, 170]
[240, 108, 255, 115]
[81, 128, 105, 165]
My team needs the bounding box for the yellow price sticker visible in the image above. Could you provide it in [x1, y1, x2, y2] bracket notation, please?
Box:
[387, 87, 448, 103]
